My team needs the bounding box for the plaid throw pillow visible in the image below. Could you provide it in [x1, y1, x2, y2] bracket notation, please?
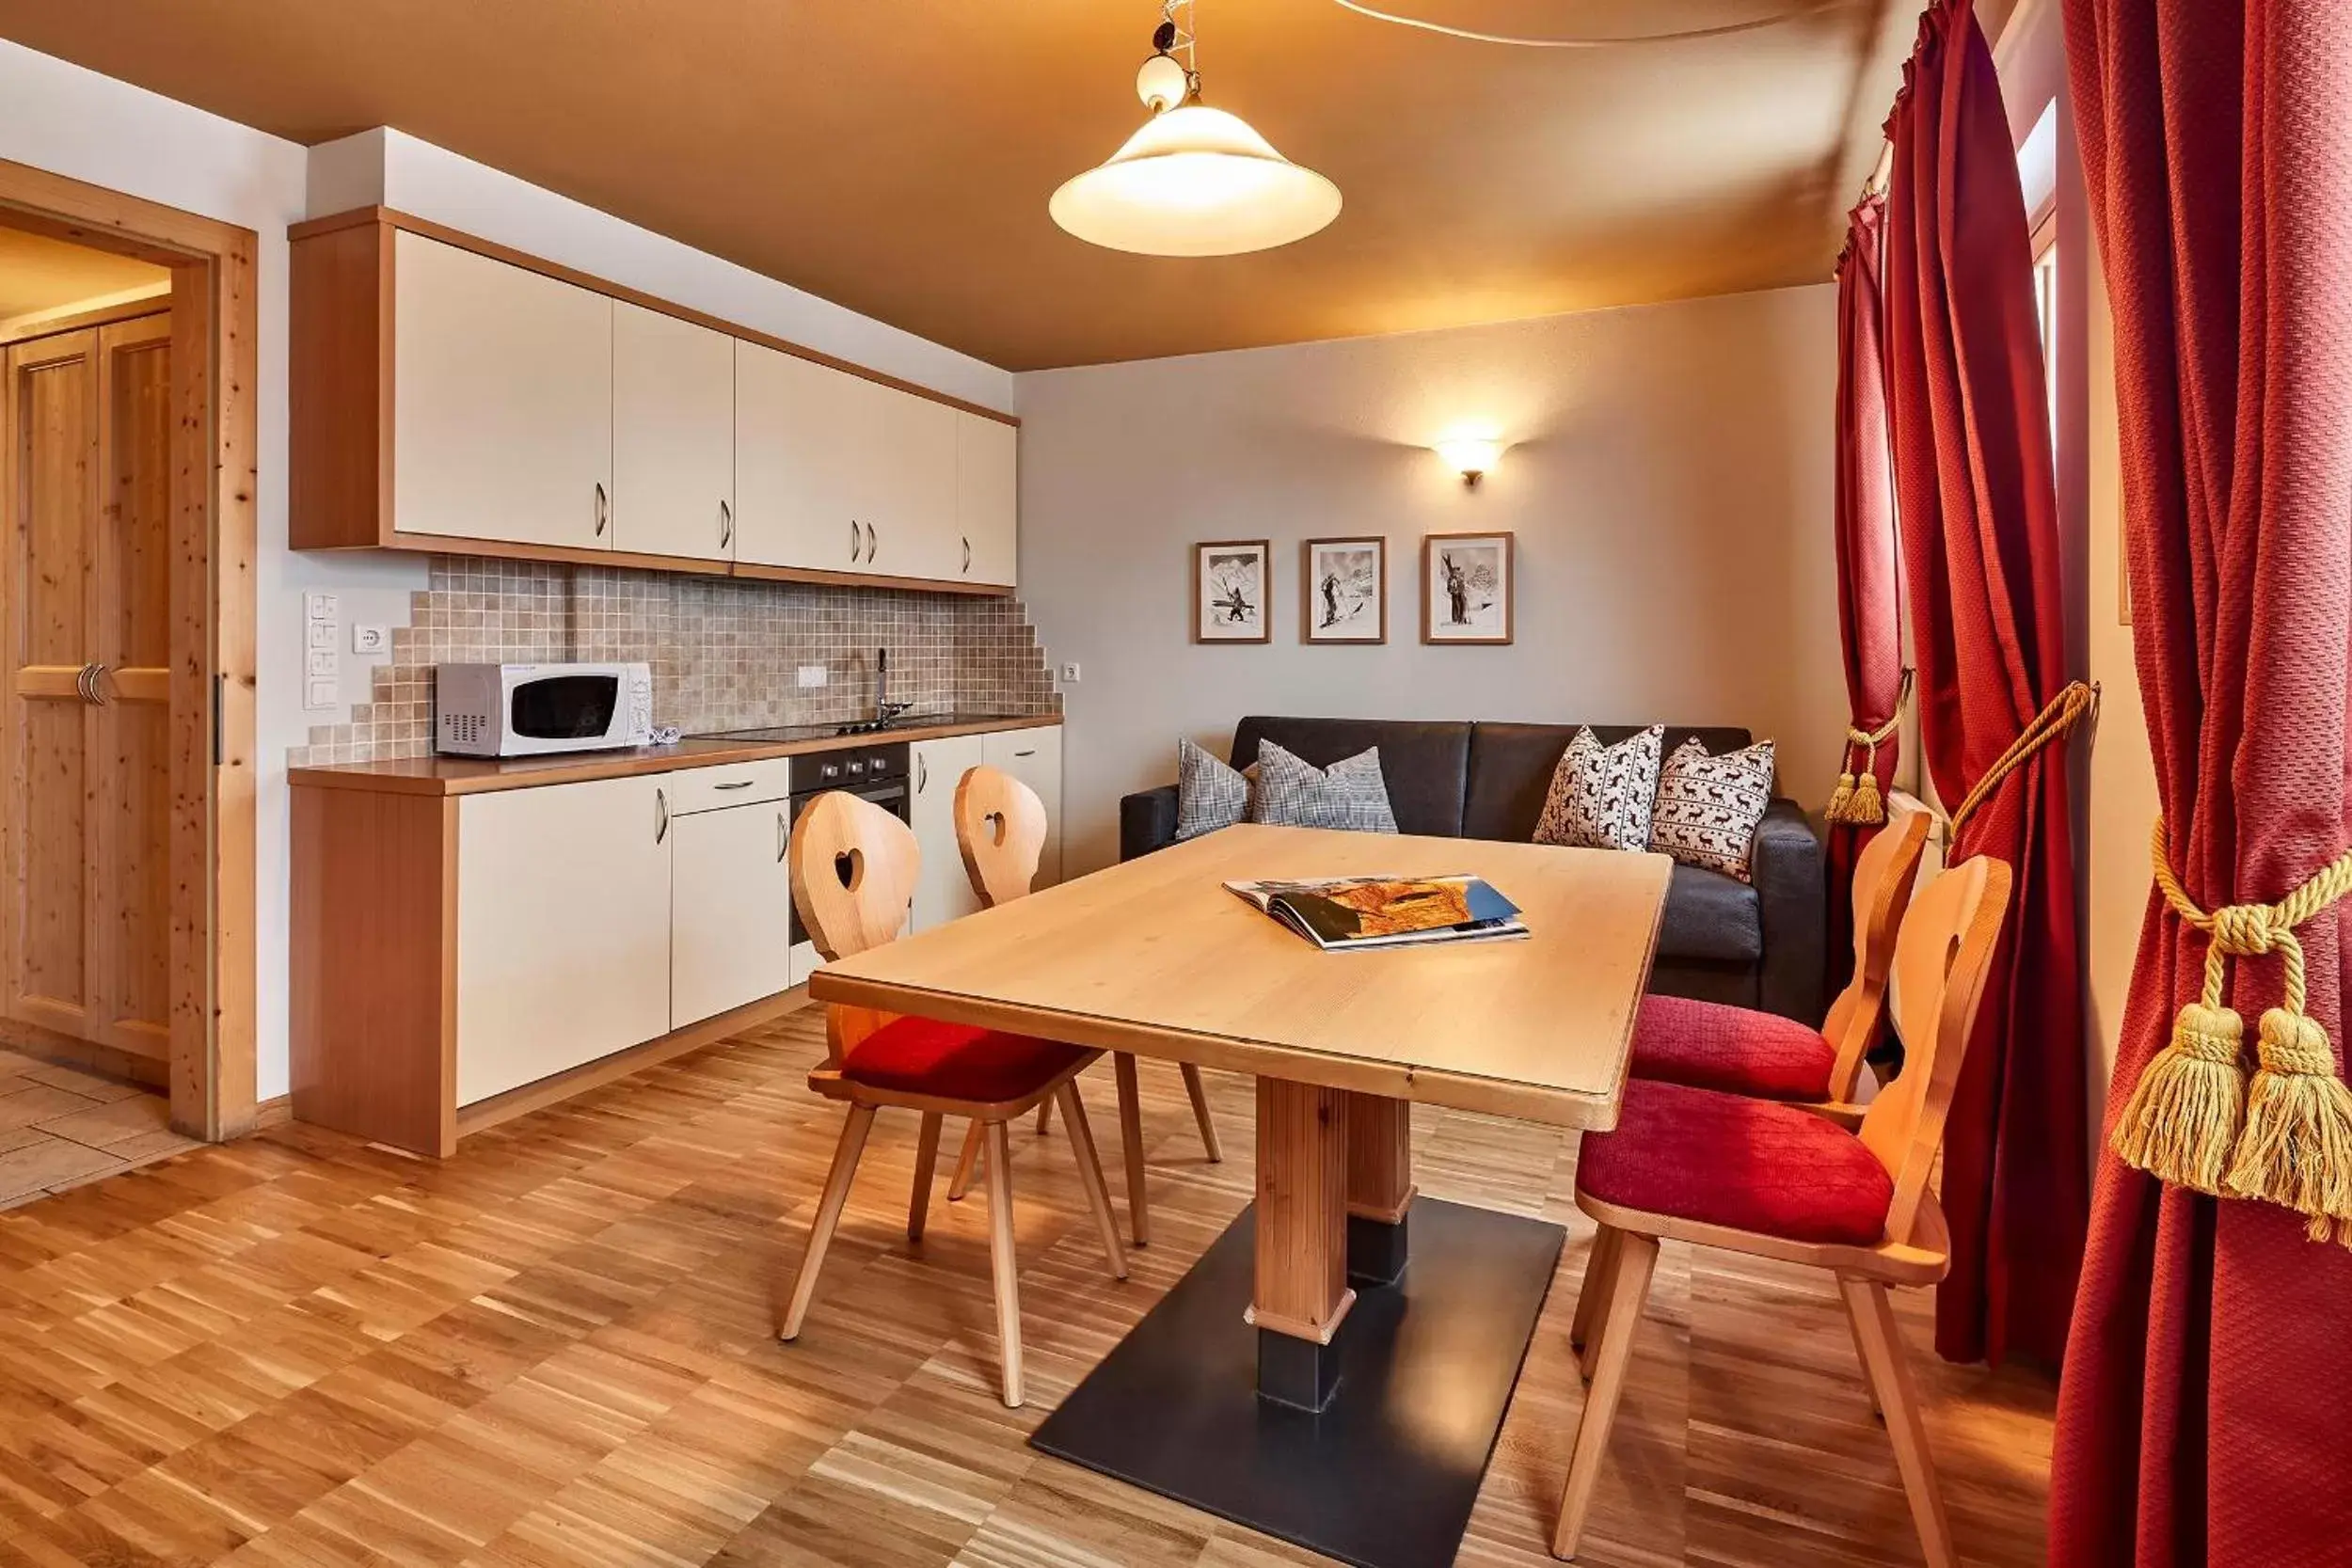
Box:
[1534, 726, 1663, 851]
[1248, 741, 1400, 833]
[1649, 737, 1776, 882]
[1174, 737, 1254, 841]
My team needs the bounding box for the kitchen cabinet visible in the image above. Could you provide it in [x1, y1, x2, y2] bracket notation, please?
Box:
[956, 413, 1018, 586]
[613, 302, 736, 561]
[909, 734, 986, 931]
[293, 209, 1020, 593]
[983, 726, 1062, 888]
[390, 230, 615, 550]
[672, 798, 795, 1027]
[453, 774, 673, 1106]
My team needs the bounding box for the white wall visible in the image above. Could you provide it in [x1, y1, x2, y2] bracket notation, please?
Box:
[0, 43, 1013, 1102]
[1014, 285, 1846, 875]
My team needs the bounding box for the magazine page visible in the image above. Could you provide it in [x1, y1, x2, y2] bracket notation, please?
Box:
[1223, 876, 1526, 950]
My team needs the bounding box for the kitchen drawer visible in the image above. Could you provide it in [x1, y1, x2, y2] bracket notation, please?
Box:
[662, 758, 793, 815]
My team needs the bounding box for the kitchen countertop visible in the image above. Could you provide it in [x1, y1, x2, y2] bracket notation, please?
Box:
[289, 713, 1060, 797]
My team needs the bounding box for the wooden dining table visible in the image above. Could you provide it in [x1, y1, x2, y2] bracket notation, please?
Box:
[811, 822, 1671, 1568]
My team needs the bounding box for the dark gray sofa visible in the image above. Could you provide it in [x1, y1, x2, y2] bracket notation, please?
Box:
[1119, 716, 1825, 1022]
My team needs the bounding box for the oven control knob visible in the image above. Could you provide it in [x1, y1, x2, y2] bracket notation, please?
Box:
[869, 753, 889, 772]
[845, 758, 866, 777]
[820, 762, 840, 781]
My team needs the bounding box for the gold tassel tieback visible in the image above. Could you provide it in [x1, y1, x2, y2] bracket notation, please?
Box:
[1945, 680, 2100, 845]
[1826, 669, 1913, 826]
[2115, 821, 2352, 1245]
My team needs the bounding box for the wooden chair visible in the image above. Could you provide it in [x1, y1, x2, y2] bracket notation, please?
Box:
[773, 789, 1128, 1408]
[942, 765, 1222, 1247]
[1550, 853, 2012, 1565]
[1629, 798, 1931, 1119]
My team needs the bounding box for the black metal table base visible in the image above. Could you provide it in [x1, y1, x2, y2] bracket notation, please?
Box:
[1029, 1197, 1565, 1568]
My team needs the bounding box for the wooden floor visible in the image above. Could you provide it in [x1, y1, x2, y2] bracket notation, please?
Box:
[0, 1052, 198, 1207]
[0, 1005, 2055, 1567]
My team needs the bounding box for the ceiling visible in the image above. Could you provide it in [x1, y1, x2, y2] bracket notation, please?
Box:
[0, 226, 168, 325]
[0, 0, 1946, 370]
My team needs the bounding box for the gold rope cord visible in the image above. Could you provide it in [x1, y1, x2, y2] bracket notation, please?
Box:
[1825, 668, 1914, 826]
[1943, 679, 2099, 844]
[2115, 820, 2352, 1244]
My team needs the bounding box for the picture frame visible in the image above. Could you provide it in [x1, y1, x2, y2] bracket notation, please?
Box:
[1301, 536, 1387, 643]
[1193, 539, 1272, 642]
[1422, 531, 1515, 644]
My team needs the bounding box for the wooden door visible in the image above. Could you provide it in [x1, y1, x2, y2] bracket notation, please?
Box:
[391, 230, 614, 549]
[670, 799, 793, 1027]
[453, 773, 674, 1105]
[612, 302, 735, 562]
[909, 733, 985, 931]
[956, 413, 1018, 586]
[734, 340, 864, 572]
[1, 312, 174, 1061]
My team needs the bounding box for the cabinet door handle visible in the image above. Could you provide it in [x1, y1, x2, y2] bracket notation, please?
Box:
[713, 779, 754, 792]
[915, 753, 928, 792]
[962, 535, 971, 574]
[777, 811, 789, 863]
[719, 499, 734, 549]
[1013, 749, 1037, 758]
[595, 482, 609, 537]
[654, 786, 669, 844]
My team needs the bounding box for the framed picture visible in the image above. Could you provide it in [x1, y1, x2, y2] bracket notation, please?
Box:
[1422, 531, 1515, 644]
[1301, 536, 1387, 643]
[1194, 539, 1271, 642]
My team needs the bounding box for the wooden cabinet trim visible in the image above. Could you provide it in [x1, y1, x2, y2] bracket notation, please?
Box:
[292, 205, 1019, 426]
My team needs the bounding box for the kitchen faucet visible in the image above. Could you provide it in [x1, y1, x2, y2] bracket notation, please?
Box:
[875, 646, 913, 723]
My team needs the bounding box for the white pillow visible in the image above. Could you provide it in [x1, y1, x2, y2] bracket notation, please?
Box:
[1534, 726, 1663, 851]
[1649, 737, 1777, 882]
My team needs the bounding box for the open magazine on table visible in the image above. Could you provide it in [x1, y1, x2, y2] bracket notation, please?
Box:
[1223, 874, 1528, 952]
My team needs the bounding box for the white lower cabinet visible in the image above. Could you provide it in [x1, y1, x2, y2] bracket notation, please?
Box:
[672, 798, 795, 1027]
[455, 774, 674, 1106]
[910, 734, 986, 930]
[983, 725, 1063, 888]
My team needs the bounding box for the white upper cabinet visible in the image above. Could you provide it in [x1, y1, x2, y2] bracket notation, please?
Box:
[392, 231, 614, 549]
[735, 341, 867, 573]
[613, 302, 736, 562]
[865, 388, 961, 581]
[957, 413, 1018, 586]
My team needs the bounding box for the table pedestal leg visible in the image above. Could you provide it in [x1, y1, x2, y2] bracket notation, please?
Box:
[1343, 1091, 1415, 1286]
[1250, 1075, 1354, 1411]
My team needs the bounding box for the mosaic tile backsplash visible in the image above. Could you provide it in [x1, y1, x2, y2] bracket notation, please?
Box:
[288, 558, 1059, 767]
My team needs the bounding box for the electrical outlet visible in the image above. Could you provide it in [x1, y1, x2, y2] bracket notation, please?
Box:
[1060, 662, 1082, 684]
[352, 624, 389, 654]
[796, 664, 827, 689]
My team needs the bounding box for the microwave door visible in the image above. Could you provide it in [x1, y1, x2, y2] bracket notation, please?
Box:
[510, 674, 621, 741]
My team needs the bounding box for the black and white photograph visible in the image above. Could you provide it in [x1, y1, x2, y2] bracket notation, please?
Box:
[1193, 539, 1272, 642]
[1301, 536, 1387, 643]
[1422, 531, 1515, 644]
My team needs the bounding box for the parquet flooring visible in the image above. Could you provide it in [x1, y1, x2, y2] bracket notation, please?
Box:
[0, 1004, 2055, 1567]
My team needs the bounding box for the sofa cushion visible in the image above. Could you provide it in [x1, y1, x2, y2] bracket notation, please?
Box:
[1650, 736, 1778, 883]
[1534, 725, 1663, 851]
[1175, 737, 1252, 840]
[1248, 742, 1400, 833]
[1657, 863, 1764, 965]
[1232, 717, 1470, 837]
[1463, 723, 1755, 841]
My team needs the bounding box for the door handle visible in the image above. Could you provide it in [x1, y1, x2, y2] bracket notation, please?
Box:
[74, 664, 93, 704]
[596, 482, 609, 537]
[78, 663, 110, 705]
[961, 535, 971, 574]
[850, 518, 861, 562]
[1013, 749, 1037, 758]
[915, 753, 928, 792]
[713, 778, 755, 791]
[719, 499, 734, 549]
[863, 521, 877, 562]
[777, 811, 788, 863]
[654, 786, 669, 844]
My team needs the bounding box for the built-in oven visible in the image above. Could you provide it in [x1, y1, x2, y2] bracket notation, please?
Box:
[787, 740, 911, 952]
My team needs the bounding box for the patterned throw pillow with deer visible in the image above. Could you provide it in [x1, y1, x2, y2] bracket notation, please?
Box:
[1534, 726, 1664, 852]
[1649, 736, 1777, 882]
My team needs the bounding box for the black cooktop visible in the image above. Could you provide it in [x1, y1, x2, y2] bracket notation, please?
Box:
[695, 713, 1025, 744]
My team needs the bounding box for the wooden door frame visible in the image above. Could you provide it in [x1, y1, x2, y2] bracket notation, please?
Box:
[0, 158, 257, 1140]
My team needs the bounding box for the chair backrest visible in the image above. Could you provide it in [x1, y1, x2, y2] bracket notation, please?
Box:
[954, 765, 1047, 909]
[788, 790, 920, 962]
[1858, 853, 2012, 1243]
[1819, 799, 1932, 1097]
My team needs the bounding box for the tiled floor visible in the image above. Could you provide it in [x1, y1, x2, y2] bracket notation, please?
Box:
[0, 1050, 194, 1207]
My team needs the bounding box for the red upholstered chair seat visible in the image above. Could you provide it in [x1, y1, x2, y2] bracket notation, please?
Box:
[1577, 1079, 1895, 1246]
[841, 1016, 1087, 1102]
[1629, 993, 1838, 1101]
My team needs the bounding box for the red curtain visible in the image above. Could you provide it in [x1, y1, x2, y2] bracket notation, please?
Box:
[2053, 2, 2352, 1560]
[1827, 195, 1905, 989]
[1881, 0, 2088, 1366]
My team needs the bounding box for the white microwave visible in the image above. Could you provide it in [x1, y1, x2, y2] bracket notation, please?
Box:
[435, 662, 654, 757]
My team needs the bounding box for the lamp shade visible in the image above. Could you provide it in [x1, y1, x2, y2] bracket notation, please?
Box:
[1050, 103, 1342, 257]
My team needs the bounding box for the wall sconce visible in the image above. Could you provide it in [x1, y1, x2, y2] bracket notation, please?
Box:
[1434, 436, 1502, 488]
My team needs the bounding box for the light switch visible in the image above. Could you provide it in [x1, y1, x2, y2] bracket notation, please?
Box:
[306, 649, 336, 677]
[304, 591, 339, 622]
[305, 677, 337, 711]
